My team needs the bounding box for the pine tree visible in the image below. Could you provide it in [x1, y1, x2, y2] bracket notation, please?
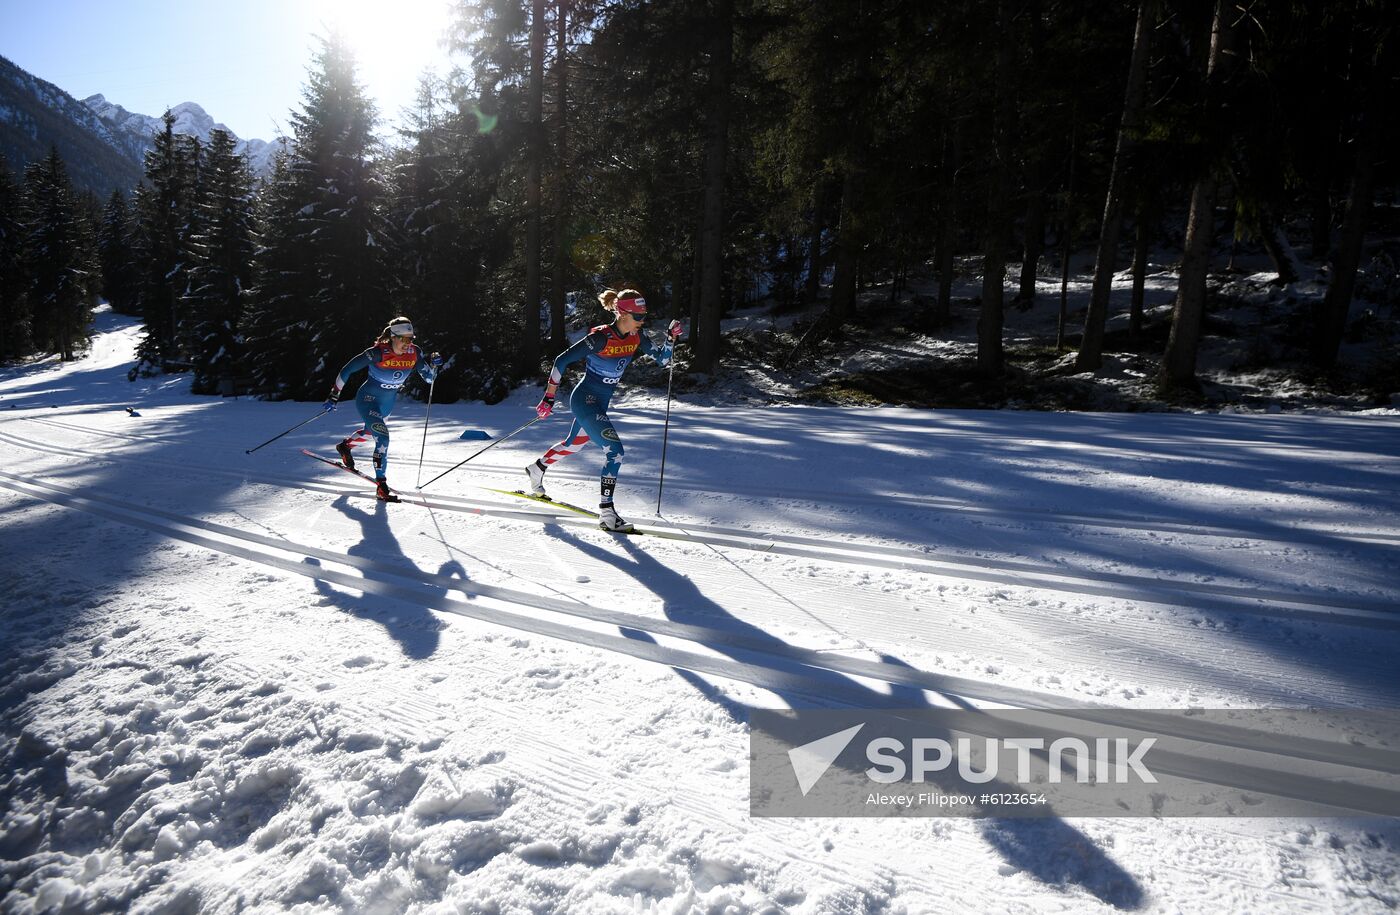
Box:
[548, 0, 573, 356]
[132, 112, 201, 373]
[447, 0, 540, 382]
[1309, 2, 1395, 368]
[21, 147, 97, 361]
[184, 128, 256, 394]
[384, 71, 522, 403]
[1076, 0, 1154, 371]
[0, 155, 32, 361]
[522, 0, 546, 374]
[97, 189, 139, 316]
[575, 0, 712, 326]
[241, 149, 317, 398]
[1160, 2, 1240, 391]
[244, 34, 390, 400]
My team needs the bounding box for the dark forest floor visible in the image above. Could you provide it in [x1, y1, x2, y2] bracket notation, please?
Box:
[642, 238, 1400, 415]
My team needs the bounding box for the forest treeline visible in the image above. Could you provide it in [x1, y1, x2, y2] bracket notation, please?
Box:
[0, 0, 1393, 403]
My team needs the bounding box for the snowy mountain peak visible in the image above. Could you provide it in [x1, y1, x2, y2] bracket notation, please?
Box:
[166, 101, 226, 139]
[80, 94, 280, 175]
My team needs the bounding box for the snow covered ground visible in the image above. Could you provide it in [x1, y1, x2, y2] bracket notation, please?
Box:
[2, 308, 1399, 913]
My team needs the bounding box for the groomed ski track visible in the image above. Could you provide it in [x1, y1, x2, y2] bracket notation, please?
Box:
[3, 416, 1398, 631]
[2, 407, 1398, 718]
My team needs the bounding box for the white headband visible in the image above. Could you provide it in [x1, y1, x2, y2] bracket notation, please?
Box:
[388, 321, 414, 337]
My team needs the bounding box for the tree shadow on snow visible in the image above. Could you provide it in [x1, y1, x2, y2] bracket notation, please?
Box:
[544, 525, 1146, 910]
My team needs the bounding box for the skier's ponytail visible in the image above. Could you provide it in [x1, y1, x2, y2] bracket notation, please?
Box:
[375, 315, 415, 346]
[599, 288, 643, 316]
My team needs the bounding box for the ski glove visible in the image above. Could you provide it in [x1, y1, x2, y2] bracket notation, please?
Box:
[667, 319, 684, 340]
[323, 388, 340, 412]
[429, 351, 443, 368]
[535, 396, 554, 419]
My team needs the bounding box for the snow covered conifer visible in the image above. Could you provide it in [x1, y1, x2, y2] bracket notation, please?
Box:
[132, 111, 202, 373]
[183, 128, 255, 395]
[244, 33, 391, 400]
[97, 188, 139, 317]
[20, 147, 97, 361]
[242, 149, 316, 398]
[0, 154, 33, 361]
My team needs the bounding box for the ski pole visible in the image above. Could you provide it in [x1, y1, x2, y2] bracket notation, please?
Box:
[245, 407, 329, 454]
[415, 377, 436, 488]
[655, 356, 677, 515]
[420, 416, 542, 490]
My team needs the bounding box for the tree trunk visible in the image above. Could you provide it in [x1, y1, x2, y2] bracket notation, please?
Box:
[1311, 103, 1378, 367]
[672, 252, 688, 325]
[1076, 0, 1152, 371]
[934, 115, 958, 325]
[689, 211, 703, 352]
[549, 0, 568, 355]
[804, 204, 824, 303]
[521, 0, 545, 373]
[785, 234, 800, 304]
[1309, 177, 1332, 261]
[1018, 187, 1045, 307]
[1016, 0, 1046, 309]
[1057, 224, 1072, 351]
[693, 0, 732, 374]
[1129, 203, 1150, 344]
[828, 165, 862, 323]
[978, 0, 1014, 377]
[1160, 174, 1218, 388]
[1160, 2, 1233, 390]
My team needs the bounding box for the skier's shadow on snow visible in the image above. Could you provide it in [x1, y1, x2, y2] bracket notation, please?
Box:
[545, 524, 1146, 910]
[305, 495, 452, 660]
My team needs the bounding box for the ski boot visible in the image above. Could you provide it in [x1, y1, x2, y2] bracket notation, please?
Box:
[525, 460, 549, 498]
[598, 504, 634, 533]
[336, 439, 355, 471]
[375, 478, 400, 503]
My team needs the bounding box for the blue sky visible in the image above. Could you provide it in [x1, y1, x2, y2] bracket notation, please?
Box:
[0, 0, 459, 141]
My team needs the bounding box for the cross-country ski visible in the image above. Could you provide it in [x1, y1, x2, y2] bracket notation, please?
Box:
[302, 448, 401, 502]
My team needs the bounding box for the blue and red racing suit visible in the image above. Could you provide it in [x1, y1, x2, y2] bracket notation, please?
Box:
[332, 343, 436, 479]
[538, 323, 673, 502]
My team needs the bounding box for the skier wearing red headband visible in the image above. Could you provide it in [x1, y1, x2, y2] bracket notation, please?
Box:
[526, 288, 683, 532]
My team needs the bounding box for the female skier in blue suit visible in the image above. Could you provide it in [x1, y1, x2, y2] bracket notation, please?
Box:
[323, 316, 440, 502]
[526, 289, 682, 531]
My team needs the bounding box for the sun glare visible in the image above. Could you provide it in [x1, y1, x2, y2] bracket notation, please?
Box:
[306, 0, 454, 117]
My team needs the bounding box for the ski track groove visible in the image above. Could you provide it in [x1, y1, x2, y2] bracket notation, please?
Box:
[19, 412, 1400, 547]
[0, 468, 1094, 712]
[3, 421, 1397, 630]
[5, 468, 1400, 792]
[5, 428, 1400, 709]
[4, 435, 1397, 708]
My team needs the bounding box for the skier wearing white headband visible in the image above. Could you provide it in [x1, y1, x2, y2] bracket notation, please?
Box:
[323, 316, 441, 502]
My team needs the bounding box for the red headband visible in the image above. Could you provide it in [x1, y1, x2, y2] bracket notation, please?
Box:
[616, 296, 647, 315]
